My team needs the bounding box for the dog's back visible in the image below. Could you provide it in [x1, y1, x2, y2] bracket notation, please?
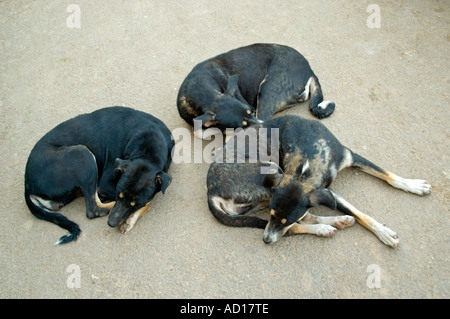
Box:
[27, 107, 173, 174]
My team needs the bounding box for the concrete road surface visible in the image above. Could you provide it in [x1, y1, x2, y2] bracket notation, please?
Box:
[0, 0, 448, 298]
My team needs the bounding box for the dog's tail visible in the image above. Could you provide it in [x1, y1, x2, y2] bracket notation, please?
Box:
[25, 192, 81, 245]
[207, 196, 267, 229]
[309, 73, 335, 119]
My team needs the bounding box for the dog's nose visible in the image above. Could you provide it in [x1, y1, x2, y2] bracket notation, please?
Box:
[107, 219, 118, 228]
[263, 236, 273, 244]
[107, 212, 122, 228]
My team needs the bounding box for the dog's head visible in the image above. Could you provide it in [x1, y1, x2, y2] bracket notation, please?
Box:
[193, 75, 262, 137]
[262, 164, 336, 244]
[107, 158, 171, 228]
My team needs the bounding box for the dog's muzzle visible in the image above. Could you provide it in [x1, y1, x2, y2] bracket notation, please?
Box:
[263, 224, 282, 244]
[107, 202, 133, 227]
[263, 220, 293, 244]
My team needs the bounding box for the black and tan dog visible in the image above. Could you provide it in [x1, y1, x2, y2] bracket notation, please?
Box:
[24, 106, 174, 245]
[207, 115, 431, 247]
[177, 43, 335, 139]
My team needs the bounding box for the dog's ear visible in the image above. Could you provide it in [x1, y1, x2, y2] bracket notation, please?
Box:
[194, 112, 216, 128]
[262, 174, 283, 189]
[114, 158, 130, 174]
[156, 171, 172, 194]
[224, 75, 239, 96]
[261, 161, 284, 188]
[295, 160, 310, 177]
[308, 188, 336, 210]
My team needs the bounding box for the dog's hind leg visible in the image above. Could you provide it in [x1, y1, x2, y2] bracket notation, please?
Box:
[257, 73, 335, 120]
[308, 74, 335, 119]
[256, 69, 316, 121]
[349, 151, 431, 195]
[207, 195, 267, 228]
[328, 190, 399, 247]
[62, 145, 115, 219]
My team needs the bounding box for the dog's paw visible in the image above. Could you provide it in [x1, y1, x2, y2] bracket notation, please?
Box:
[119, 221, 133, 234]
[373, 223, 399, 248]
[119, 218, 135, 234]
[391, 178, 431, 196]
[328, 215, 355, 229]
[96, 207, 111, 217]
[312, 101, 335, 119]
[87, 207, 110, 219]
[315, 224, 337, 237]
[118, 211, 140, 234]
[406, 179, 431, 195]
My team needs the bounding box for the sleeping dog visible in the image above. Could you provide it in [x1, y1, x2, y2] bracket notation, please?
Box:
[177, 43, 335, 139]
[24, 106, 174, 245]
[207, 115, 431, 247]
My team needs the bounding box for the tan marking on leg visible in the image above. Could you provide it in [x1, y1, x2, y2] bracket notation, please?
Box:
[356, 167, 431, 195]
[289, 223, 336, 237]
[374, 170, 396, 184]
[329, 190, 399, 247]
[137, 202, 150, 217]
[331, 192, 377, 231]
[95, 192, 115, 210]
[353, 162, 395, 184]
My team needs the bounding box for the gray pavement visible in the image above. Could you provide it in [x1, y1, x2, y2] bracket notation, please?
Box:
[0, 0, 448, 298]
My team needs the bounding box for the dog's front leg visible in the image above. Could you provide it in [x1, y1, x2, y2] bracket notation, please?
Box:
[301, 212, 355, 229]
[119, 202, 150, 234]
[288, 223, 337, 237]
[328, 190, 399, 248]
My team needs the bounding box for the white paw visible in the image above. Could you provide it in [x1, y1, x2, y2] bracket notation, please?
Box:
[318, 100, 333, 110]
[118, 213, 139, 234]
[315, 224, 337, 237]
[119, 221, 134, 234]
[329, 215, 356, 229]
[392, 178, 431, 195]
[373, 223, 399, 248]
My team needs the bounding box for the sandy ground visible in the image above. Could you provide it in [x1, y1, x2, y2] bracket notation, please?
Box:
[0, 0, 448, 299]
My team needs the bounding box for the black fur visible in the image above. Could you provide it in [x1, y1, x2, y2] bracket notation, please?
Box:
[24, 106, 174, 245]
[177, 43, 335, 135]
